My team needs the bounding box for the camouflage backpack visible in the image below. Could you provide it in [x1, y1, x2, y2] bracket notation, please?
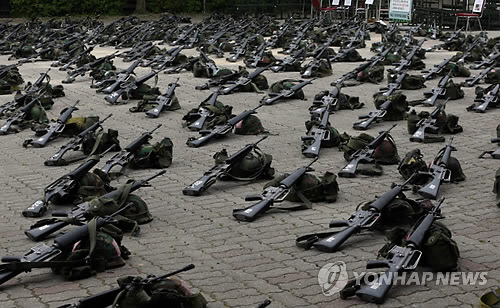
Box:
[383, 53, 402, 65]
[443, 79, 465, 100]
[129, 93, 180, 113]
[213, 146, 274, 180]
[379, 220, 460, 272]
[389, 73, 425, 90]
[356, 64, 384, 83]
[269, 79, 306, 100]
[115, 275, 208, 308]
[130, 137, 173, 169]
[340, 48, 364, 62]
[312, 90, 364, 110]
[442, 62, 471, 77]
[51, 222, 130, 280]
[264, 171, 339, 205]
[300, 59, 332, 78]
[397, 149, 429, 185]
[90, 61, 116, 82]
[81, 128, 121, 156]
[485, 69, 500, 84]
[182, 101, 232, 130]
[240, 75, 269, 92]
[373, 92, 409, 120]
[62, 116, 100, 136]
[406, 109, 447, 143]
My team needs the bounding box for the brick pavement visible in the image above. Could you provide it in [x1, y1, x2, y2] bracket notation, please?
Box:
[0, 19, 498, 308]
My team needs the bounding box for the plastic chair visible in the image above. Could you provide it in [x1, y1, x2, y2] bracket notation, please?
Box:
[454, 0, 485, 32]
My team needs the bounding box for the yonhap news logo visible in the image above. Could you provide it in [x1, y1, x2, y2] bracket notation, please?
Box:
[317, 261, 349, 296]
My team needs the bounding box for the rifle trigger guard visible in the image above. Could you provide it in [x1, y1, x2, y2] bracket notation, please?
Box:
[403, 250, 422, 270]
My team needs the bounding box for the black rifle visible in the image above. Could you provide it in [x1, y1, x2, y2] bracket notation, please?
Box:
[145, 78, 180, 118]
[220, 65, 269, 95]
[479, 137, 500, 159]
[422, 58, 451, 80]
[0, 68, 50, 115]
[270, 47, 305, 73]
[151, 45, 184, 70]
[0, 96, 40, 135]
[58, 46, 95, 72]
[301, 47, 330, 79]
[310, 82, 343, 115]
[470, 50, 500, 69]
[56, 264, 194, 308]
[354, 199, 444, 303]
[44, 114, 113, 166]
[195, 70, 241, 90]
[470, 84, 500, 113]
[95, 60, 140, 93]
[261, 79, 314, 105]
[417, 137, 455, 199]
[104, 70, 160, 105]
[391, 39, 425, 74]
[232, 158, 318, 222]
[24, 100, 80, 148]
[62, 52, 119, 84]
[464, 65, 494, 87]
[301, 101, 332, 158]
[186, 105, 263, 148]
[164, 55, 199, 74]
[187, 90, 221, 131]
[422, 71, 452, 106]
[100, 124, 161, 175]
[245, 42, 267, 68]
[227, 36, 253, 62]
[339, 124, 397, 177]
[353, 73, 406, 130]
[298, 175, 416, 252]
[329, 46, 356, 62]
[183, 136, 268, 196]
[171, 24, 197, 45]
[431, 28, 463, 50]
[23, 145, 116, 218]
[0, 207, 133, 286]
[198, 50, 218, 77]
[410, 99, 448, 142]
[25, 171, 165, 241]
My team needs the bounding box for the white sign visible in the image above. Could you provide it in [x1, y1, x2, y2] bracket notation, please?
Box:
[332, 0, 340, 5]
[389, 0, 413, 21]
[472, 0, 484, 12]
[366, 0, 374, 5]
[344, 0, 352, 6]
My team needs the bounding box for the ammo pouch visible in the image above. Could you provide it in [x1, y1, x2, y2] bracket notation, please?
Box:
[373, 92, 408, 121]
[81, 128, 121, 156]
[130, 137, 173, 169]
[213, 147, 274, 181]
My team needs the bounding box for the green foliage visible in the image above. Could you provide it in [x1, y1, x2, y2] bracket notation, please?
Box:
[11, 0, 125, 17]
[146, 0, 202, 13]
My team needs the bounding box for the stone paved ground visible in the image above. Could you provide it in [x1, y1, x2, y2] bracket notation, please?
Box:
[0, 19, 498, 307]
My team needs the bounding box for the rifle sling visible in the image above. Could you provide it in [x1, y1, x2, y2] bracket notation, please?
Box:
[295, 231, 338, 249]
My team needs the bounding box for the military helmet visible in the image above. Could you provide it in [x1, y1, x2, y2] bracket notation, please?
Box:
[74, 231, 125, 268]
[373, 139, 399, 165]
[122, 194, 153, 224]
[253, 75, 269, 90]
[446, 156, 466, 183]
[234, 115, 266, 135]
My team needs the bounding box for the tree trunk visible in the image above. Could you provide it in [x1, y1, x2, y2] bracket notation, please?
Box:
[136, 0, 147, 13]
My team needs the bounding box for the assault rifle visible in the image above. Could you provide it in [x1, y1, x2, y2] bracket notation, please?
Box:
[56, 264, 194, 308]
[51, 45, 89, 68]
[58, 46, 95, 72]
[417, 137, 455, 199]
[25, 171, 165, 241]
[422, 71, 452, 106]
[63, 52, 119, 84]
[422, 58, 451, 80]
[470, 84, 500, 113]
[297, 174, 416, 252]
[151, 45, 184, 70]
[329, 47, 356, 62]
[479, 137, 500, 159]
[311, 82, 343, 114]
[187, 90, 221, 130]
[0, 96, 40, 135]
[301, 47, 330, 78]
[410, 99, 448, 143]
[353, 199, 444, 304]
[195, 70, 241, 90]
[23, 145, 115, 217]
[186, 105, 263, 148]
[301, 101, 332, 158]
[464, 65, 494, 87]
[183, 136, 268, 196]
[221, 65, 269, 95]
[353, 73, 406, 130]
[44, 114, 113, 166]
[245, 42, 267, 68]
[270, 47, 305, 73]
[100, 124, 161, 175]
[390, 39, 425, 74]
[104, 70, 160, 105]
[0, 68, 50, 116]
[431, 28, 463, 50]
[171, 24, 197, 46]
[227, 36, 254, 62]
[165, 55, 199, 74]
[339, 124, 396, 177]
[261, 79, 314, 105]
[24, 100, 80, 148]
[232, 158, 318, 222]
[470, 50, 500, 69]
[94, 60, 140, 93]
[199, 50, 218, 77]
[145, 78, 180, 118]
[186, 29, 200, 49]
[0, 206, 133, 286]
